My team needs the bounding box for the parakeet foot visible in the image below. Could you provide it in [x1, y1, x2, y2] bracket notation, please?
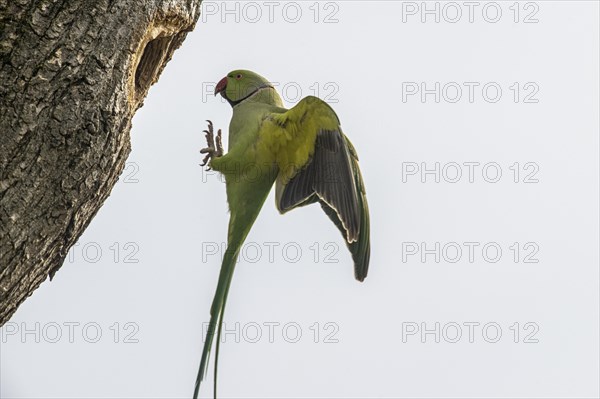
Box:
[200, 120, 223, 169]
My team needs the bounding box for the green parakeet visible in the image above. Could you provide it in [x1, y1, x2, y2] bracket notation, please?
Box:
[194, 70, 370, 398]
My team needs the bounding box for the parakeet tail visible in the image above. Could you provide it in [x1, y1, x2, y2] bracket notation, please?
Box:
[194, 172, 277, 399]
[193, 239, 239, 399]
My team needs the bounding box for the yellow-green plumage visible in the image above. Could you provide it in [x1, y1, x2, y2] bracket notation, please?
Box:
[194, 70, 370, 399]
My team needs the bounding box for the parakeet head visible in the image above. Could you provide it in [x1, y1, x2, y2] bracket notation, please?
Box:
[214, 70, 280, 107]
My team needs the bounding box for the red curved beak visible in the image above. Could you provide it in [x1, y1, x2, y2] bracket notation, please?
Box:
[215, 77, 227, 96]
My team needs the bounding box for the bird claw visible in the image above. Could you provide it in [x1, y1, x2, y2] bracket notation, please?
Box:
[200, 120, 223, 168]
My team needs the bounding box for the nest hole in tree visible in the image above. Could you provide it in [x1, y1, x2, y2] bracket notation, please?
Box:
[134, 35, 174, 96]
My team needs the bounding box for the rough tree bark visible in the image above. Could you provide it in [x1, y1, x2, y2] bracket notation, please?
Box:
[0, 0, 201, 326]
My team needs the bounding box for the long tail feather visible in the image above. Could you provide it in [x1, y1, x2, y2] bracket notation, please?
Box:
[194, 170, 277, 399]
[213, 264, 235, 398]
[194, 245, 239, 399]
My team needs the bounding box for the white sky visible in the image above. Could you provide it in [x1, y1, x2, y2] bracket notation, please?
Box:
[1, 1, 599, 398]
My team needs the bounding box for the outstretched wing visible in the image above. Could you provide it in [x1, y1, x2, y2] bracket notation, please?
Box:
[261, 96, 370, 281]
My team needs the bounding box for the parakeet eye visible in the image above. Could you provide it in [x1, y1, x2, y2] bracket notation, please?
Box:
[236, 74, 242, 79]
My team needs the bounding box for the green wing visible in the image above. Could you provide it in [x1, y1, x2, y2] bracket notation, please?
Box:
[266, 96, 371, 281]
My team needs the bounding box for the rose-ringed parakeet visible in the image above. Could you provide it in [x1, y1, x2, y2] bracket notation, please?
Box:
[194, 70, 370, 398]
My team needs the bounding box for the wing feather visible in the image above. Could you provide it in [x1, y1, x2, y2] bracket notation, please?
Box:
[265, 96, 370, 280]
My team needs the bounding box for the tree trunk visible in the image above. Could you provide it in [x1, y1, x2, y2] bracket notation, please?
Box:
[0, 0, 201, 326]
